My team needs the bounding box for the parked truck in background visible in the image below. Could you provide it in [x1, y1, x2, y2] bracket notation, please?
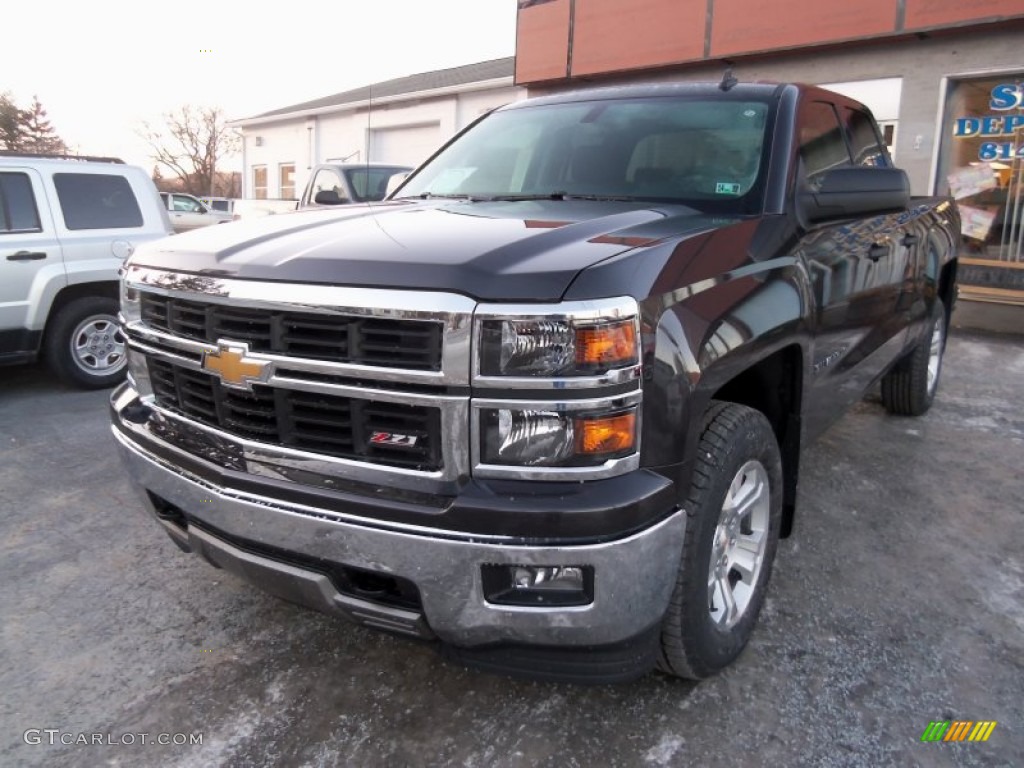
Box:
[298, 162, 412, 208]
[110, 82, 959, 682]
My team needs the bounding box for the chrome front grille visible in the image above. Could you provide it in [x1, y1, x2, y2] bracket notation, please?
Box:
[140, 293, 443, 371]
[121, 265, 475, 486]
[146, 356, 442, 470]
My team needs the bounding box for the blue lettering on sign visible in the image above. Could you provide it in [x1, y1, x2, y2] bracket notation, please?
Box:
[980, 116, 1004, 134]
[954, 83, 1024, 160]
[954, 118, 979, 137]
[989, 83, 1023, 111]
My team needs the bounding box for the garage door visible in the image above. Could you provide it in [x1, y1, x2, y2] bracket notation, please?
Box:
[368, 123, 442, 168]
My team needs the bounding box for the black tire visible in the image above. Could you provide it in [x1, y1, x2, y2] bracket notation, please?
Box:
[657, 402, 783, 680]
[45, 296, 128, 389]
[881, 298, 946, 416]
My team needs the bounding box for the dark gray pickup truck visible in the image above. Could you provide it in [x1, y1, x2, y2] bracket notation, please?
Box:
[110, 82, 959, 683]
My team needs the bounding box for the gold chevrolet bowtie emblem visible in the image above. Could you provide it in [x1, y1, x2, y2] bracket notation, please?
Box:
[202, 342, 271, 390]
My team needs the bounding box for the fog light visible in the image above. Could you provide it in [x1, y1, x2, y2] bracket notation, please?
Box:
[482, 564, 594, 606]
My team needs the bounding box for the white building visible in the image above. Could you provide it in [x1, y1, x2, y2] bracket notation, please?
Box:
[231, 58, 522, 200]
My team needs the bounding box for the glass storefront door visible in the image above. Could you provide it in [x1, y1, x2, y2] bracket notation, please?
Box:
[935, 75, 1024, 303]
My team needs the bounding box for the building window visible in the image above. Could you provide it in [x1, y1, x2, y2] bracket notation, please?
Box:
[936, 75, 1024, 297]
[279, 164, 296, 200]
[253, 166, 267, 199]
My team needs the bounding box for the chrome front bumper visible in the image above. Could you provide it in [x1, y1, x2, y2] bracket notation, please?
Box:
[111, 389, 685, 650]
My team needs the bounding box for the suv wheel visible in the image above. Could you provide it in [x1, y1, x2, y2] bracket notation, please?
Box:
[46, 297, 127, 389]
[657, 401, 783, 679]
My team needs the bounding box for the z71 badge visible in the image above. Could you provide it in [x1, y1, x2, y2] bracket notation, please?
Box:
[369, 431, 419, 447]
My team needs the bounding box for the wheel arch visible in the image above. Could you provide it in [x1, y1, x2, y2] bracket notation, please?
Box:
[42, 281, 119, 344]
[644, 270, 808, 538]
[705, 344, 805, 537]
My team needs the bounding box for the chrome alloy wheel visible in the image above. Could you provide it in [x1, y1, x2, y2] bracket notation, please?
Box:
[927, 315, 945, 397]
[708, 459, 771, 629]
[70, 315, 126, 375]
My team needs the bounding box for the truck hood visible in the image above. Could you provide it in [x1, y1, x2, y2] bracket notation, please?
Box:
[130, 200, 735, 302]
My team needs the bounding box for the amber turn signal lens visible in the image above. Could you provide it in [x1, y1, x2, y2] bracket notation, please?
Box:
[575, 412, 636, 455]
[574, 321, 637, 369]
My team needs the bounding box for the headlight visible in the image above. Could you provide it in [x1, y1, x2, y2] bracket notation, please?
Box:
[475, 298, 640, 380]
[473, 298, 642, 478]
[478, 402, 639, 470]
[485, 409, 575, 465]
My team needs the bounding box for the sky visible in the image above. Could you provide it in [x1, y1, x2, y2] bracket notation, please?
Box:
[2, 0, 518, 171]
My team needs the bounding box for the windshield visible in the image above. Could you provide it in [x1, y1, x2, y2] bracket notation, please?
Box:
[345, 167, 409, 202]
[397, 96, 773, 213]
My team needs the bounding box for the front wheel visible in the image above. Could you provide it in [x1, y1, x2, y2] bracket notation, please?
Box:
[45, 296, 128, 389]
[657, 402, 783, 680]
[881, 298, 946, 416]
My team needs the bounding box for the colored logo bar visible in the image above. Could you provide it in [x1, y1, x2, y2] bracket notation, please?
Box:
[921, 721, 997, 742]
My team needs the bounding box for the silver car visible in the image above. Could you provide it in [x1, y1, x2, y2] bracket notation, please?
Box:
[159, 192, 234, 232]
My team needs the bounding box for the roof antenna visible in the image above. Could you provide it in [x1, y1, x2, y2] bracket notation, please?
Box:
[719, 65, 738, 92]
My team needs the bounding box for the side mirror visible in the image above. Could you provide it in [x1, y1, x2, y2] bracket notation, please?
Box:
[385, 172, 411, 198]
[798, 166, 910, 224]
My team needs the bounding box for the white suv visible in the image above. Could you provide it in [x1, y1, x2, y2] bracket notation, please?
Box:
[0, 153, 173, 388]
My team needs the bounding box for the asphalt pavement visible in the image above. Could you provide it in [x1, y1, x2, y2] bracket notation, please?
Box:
[1, 330, 1021, 767]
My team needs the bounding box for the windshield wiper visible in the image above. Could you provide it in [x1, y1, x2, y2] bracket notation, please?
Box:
[481, 192, 568, 202]
[396, 191, 646, 203]
[562, 194, 641, 202]
[482, 192, 642, 203]
[392, 192, 475, 200]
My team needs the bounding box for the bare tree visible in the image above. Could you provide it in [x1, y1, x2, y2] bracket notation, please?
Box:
[140, 105, 239, 196]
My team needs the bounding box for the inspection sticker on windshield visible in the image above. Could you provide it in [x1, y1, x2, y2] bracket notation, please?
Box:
[715, 182, 741, 195]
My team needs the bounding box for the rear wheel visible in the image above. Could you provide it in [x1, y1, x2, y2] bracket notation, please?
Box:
[881, 298, 946, 416]
[657, 402, 783, 680]
[45, 296, 127, 389]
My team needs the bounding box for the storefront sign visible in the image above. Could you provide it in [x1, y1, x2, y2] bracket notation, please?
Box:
[952, 82, 1024, 160]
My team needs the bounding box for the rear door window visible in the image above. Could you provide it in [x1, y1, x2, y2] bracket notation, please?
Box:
[53, 173, 143, 230]
[0, 172, 42, 233]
